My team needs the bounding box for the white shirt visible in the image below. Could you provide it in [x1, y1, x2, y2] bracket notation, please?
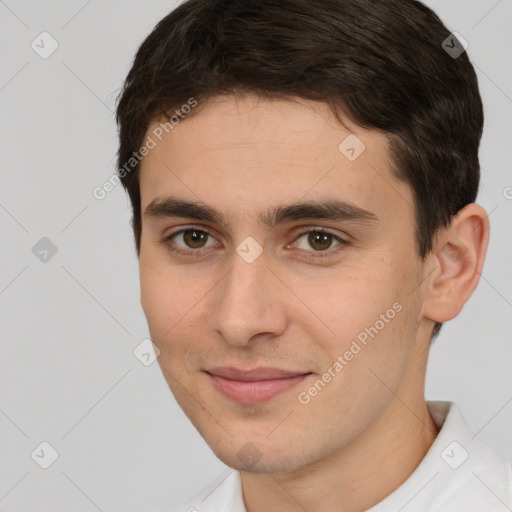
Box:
[173, 401, 512, 511]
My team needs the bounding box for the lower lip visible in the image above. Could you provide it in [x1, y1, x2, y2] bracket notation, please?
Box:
[207, 373, 311, 404]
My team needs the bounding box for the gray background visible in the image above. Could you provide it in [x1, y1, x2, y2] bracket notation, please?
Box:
[1, 0, 511, 510]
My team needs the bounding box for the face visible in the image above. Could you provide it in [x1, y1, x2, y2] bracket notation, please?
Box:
[138, 93, 430, 473]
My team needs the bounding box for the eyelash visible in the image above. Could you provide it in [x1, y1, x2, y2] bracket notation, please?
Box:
[162, 225, 348, 260]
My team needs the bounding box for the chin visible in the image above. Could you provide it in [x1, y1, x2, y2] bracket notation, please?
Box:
[222, 454, 304, 474]
[209, 439, 314, 474]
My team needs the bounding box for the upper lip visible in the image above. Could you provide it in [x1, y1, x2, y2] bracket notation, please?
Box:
[206, 366, 311, 381]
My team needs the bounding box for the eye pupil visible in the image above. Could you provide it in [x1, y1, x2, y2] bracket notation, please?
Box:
[308, 231, 332, 251]
[184, 230, 207, 248]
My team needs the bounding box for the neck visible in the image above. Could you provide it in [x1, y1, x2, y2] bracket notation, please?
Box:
[240, 396, 439, 512]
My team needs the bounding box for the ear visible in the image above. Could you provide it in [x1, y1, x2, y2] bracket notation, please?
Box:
[421, 203, 490, 323]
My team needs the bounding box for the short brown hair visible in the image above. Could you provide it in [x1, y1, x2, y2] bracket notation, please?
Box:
[115, 0, 484, 340]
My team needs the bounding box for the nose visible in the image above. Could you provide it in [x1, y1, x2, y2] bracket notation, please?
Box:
[208, 248, 288, 347]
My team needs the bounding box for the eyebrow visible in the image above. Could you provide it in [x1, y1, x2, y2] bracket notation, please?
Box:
[143, 196, 379, 230]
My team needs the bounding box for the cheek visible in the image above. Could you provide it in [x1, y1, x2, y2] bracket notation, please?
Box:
[293, 257, 417, 378]
[296, 265, 397, 339]
[139, 261, 213, 369]
[296, 293, 418, 427]
[140, 260, 187, 341]
[140, 269, 168, 335]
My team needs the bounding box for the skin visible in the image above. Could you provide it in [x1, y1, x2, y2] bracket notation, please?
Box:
[137, 93, 489, 512]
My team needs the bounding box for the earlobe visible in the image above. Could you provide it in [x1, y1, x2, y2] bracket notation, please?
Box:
[421, 204, 490, 324]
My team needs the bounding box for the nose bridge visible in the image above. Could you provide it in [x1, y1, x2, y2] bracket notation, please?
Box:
[209, 249, 285, 346]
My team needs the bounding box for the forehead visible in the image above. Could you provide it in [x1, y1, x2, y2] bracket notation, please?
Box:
[138, 94, 414, 226]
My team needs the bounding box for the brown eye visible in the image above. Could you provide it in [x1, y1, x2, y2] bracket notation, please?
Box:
[182, 229, 209, 249]
[164, 228, 217, 255]
[307, 231, 334, 251]
[290, 228, 349, 261]
[295, 229, 343, 253]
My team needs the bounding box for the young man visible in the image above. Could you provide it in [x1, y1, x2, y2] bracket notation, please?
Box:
[115, 0, 512, 510]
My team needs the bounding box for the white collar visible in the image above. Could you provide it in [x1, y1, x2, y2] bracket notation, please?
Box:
[176, 401, 512, 511]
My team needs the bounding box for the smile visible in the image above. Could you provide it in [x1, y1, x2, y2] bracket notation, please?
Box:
[205, 367, 313, 404]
